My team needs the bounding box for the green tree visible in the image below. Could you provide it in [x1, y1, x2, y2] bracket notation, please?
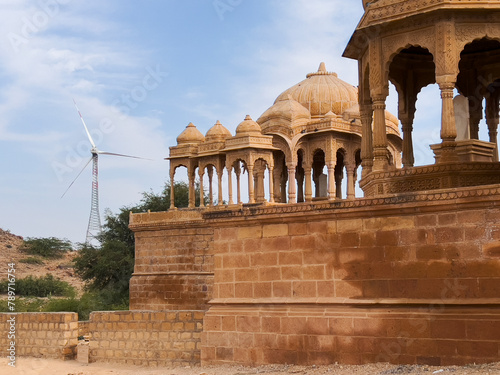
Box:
[20, 237, 72, 259]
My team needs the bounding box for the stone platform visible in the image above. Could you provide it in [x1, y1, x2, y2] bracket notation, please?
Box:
[130, 183, 500, 366]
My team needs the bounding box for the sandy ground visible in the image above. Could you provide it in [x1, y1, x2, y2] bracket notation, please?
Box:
[1, 358, 500, 375]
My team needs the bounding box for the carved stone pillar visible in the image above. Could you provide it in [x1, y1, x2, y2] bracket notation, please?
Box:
[287, 163, 296, 204]
[248, 165, 255, 204]
[335, 164, 343, 199]
[207, 166, 214, 206]
[188, 168, 195, 208]
[438, 81, 459, 163]
[468, 96, 482, 140]
[372, 95, 389, 171]
[169, 169, 176, 210]
[304, 167, 313, 202]
[400, 116, 415, 168]
[198, 169, 205, 208]
[346, 163, 356, 200]
[486, 93, 500, 161]
[268, 165, 275, 203]
[327, 163, 336, 201]
[235, 164, 242, 204]
[217, 169, 223, 205]
[227, 166, 233, 205]
[360, 103, 373, 176]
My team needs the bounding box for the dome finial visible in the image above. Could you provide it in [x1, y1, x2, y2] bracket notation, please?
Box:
[318, 62, 327, 73]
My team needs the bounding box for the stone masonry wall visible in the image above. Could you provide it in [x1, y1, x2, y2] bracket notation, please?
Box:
[0, 313, 78, 360]
[89, 310, 204, 366]
[200, 185, 500, 366]
[130, 212, 214, 311]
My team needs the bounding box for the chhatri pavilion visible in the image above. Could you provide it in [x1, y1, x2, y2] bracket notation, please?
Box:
[168, 63, 402, 208]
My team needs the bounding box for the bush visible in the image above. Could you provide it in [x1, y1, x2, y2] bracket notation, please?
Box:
[19, 257, 45, 265]
[0, 298, 46, 313]
[0, 274, 76, 298]
[20, 237, 72, 259]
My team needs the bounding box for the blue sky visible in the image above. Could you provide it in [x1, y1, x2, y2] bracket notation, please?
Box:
[0, 0, 452, 244]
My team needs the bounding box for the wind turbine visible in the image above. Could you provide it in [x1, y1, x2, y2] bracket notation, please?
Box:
[62, 100, 149, 246]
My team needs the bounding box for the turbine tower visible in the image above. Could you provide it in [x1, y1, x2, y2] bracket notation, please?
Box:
[62, 100, 149, 246]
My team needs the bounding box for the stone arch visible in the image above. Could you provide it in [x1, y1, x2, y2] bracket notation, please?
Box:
[456, 37, 500, 159]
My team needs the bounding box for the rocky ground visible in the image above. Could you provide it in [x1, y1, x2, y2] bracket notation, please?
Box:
[0, 229, 84, 294]
[1, 359, 500, 375]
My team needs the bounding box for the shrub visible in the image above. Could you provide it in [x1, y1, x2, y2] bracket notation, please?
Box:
[0, 274, 76, 298]
[19, 257, 45, 265]
[20, 237, 72, 259]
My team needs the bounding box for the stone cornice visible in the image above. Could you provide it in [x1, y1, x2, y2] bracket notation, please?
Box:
[129, 183, 500, 231]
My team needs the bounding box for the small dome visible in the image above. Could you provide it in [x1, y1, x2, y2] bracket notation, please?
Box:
[275, 62, 358, 117]
[205, 120, 232, 141]
[176, 122, 205, 144]
[236, 115, 261, 135]
[258, 95, 311, 127]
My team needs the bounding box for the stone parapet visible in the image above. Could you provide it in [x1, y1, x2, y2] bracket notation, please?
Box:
[88, 310, 204, 367]
[0, 313, 78, 360]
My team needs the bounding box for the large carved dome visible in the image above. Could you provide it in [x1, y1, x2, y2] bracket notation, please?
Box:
[274, 62, 358, 118]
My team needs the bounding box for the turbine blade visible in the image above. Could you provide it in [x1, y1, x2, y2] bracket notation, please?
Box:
[73, 99, 96, 148]
[98, 151, 152, 160]
[60, 157, 93, 198]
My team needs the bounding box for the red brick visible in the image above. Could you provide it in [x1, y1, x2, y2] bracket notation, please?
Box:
[340, 232, 360, 247]
[259, 267, 281, 282]
[416, 245, 444, 260]
[303, 265, 326, 280]
[306, 317, 329, 335]
[236, 316, 260, 333]
[416, 214, 437, 227]
[438, 213, 457, 226]
[281, 266, 302, 280]
[291, 235, 316, 250]
[291, 281, 316, 298]
[216, 347, 234, 361]
[376, 231, 399, 246]
[329, 318, 354, 336]
[235, 283, 253, 298]
[261, 237, 290, 251]
[251, 252, 278, 267]
[221, 316, 236, 331]
[253, 282, 272, 298]
[431, 320, 466, 339]
[261, 317, 281, 333]
[273, 281, 292, 298]
[317, 281, 335, 298]
[435, 227, 464, 243]
[279, 251, 303, 265]
[223, 254, 250, 268]
[289, 223, 308, 236]
[308, 221, 327, 234]
[281, 317, 307, 334]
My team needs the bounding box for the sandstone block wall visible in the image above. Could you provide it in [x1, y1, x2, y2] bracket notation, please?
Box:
[200, 186, 500, 366]
[89, 310, 203, 367]
[130, 223, 214, 311]
[0, 313, 78, 360]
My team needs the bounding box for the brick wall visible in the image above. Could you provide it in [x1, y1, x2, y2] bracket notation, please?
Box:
[89, 310, 203, 366]
[0, 313, 78, 360]
[129, 222, 214, 311]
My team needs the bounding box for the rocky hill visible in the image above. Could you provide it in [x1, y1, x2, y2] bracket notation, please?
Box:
[0, 229, 85, 294]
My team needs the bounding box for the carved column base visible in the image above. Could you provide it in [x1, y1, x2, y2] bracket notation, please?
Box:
[431, 141, 459, 164]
